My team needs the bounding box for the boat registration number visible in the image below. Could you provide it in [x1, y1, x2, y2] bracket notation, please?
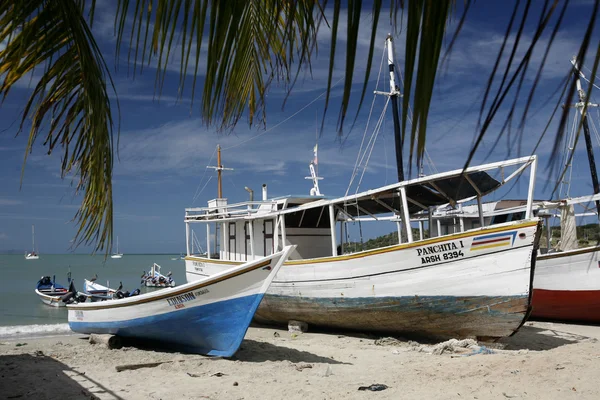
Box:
[417, 241, 465, 265]
[74, 310, 84, 321]
[193, 261, 205, 272]
[166, 292, 196, 307]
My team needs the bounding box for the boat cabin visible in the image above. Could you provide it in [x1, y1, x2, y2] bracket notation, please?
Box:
[184, 156, 539, 262]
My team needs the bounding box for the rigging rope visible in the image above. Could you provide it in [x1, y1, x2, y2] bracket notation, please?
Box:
[192, 146, 217, 203]
[345, 46, 387, 197]
[222, 76, 345, 151]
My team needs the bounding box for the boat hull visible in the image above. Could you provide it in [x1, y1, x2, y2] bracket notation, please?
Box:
[186, 220, 541, 339]
[532, 246, 600, 323]
[68, 249, 291, 356]
[35, 289, 67, 307]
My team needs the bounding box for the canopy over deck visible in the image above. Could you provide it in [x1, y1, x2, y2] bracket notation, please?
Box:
[185, 156, 537, 223]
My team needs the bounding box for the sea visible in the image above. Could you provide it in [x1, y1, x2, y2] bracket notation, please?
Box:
[0, 254, 187, 339]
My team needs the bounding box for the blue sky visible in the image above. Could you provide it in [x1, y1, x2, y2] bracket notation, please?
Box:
[1, 1, 600, 254]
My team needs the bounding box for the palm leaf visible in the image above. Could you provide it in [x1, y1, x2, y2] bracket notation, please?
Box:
[0, 0, 117, 254]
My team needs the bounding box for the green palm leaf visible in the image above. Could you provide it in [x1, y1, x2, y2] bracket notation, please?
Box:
[0, 0, 117, 254]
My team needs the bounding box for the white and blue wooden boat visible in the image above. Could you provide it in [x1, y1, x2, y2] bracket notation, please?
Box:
[35, 275, 69, 307]
[84, 278, 118, 301]
[67, 246, 294, 357]
[141, 263, 175, 287]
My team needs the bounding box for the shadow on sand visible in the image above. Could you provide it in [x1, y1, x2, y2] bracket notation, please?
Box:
[231, 339, 351, 364]
[0, 352, 123, 400]
[498, 324, 595, 351]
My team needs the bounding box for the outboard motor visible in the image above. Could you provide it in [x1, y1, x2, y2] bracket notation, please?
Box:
[62, 292, 75, 304]
[62, 281, 78, 304]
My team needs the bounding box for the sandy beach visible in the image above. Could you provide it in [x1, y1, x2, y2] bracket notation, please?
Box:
[1, 321, 599, 400]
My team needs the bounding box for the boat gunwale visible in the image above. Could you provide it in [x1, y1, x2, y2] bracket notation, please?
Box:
[538, 244, 600, 260]
[185, 219, 539, 266]
[68, 258, 272, 311]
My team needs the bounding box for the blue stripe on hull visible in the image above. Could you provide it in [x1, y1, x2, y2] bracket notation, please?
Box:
[255, 294, 529, 339]
[70, 294, 263, 357]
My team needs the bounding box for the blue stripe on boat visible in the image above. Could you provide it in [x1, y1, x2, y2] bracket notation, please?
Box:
[70, 294, 263, 357]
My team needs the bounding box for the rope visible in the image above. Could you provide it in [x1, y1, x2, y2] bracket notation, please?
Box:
[355, 100, 390, 193]
[222, 76, 345, 151]
[345, 46, 387, 197]
[192, 146, 217, 203]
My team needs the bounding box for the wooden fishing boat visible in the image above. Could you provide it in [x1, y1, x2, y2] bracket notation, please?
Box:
[182, 36, 542, 340]
[67, 246, 293, 357]
[84, 278, 119, 301]
[35, 276, 69, 307]
[141, 263, 175, 287]
[424, 58, 600, 324]
[183, 155, 542, 340]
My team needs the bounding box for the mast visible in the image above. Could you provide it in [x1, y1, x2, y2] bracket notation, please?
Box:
[571, 58, 600, 218]
[386, 34, 404, 182]
[207, 145, 233, 198]
[374, 35, 404, 181]
[32, 225, 35, 252]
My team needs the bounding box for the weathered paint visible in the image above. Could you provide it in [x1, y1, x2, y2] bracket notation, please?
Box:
[255, 294, 528, 340]
[188, 220, 541, 339]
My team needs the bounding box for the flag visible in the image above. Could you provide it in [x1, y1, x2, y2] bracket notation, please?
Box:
[313, 143, 318, 165]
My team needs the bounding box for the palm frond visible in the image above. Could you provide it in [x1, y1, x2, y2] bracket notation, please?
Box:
[0, 0, 116, 254]
[116, 0, 319, 130]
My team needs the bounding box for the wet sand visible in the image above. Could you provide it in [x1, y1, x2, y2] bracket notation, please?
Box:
[1, 321, 599, 399]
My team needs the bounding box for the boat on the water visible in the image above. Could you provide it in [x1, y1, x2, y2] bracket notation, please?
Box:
[25, 225, 39, 260]
[141, 263, 175, 287]
[35, 275, 86, 307]
[84, 277, 120, 301]
[35, 276, 69, 307]
[111, 236, 123, 259]
[67, 246, 294, 357]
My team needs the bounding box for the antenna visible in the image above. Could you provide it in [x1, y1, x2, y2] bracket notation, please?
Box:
[305, 142, 323, 196]
[207, 145, 234, 198]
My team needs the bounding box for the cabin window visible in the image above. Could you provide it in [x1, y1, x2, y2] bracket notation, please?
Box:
[264, 220, 274, 256]
[244, 221, 252, 261]
[228, 222, 236, 261]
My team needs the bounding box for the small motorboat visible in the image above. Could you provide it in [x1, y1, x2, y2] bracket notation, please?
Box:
[68, 246, 294, 356]
[35, 276, 86, 307]
[84, 276, 121, 301]
[141, 263, 175, 287]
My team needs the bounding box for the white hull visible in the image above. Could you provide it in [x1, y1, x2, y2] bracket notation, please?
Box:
[25, 254, 39, 260]
[110, 254, 123, 259]
[35, 289, 66, 308]
[531, 246, 600, 322]
[186, 219, 540, 338]
[68, 248, 293, 356]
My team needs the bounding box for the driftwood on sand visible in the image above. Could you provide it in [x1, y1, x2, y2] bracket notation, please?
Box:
[115, 361, 172, 372]
[88, 334, 123, 350]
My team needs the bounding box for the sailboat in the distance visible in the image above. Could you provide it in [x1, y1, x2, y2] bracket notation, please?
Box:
[111, 236, 124, 259]
[25, 225, 39, 260]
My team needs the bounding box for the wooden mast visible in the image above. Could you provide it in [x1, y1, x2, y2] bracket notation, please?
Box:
[571, 58, 600, 218]
[208, 144, 233, 198]
[386, 34, 404, 182]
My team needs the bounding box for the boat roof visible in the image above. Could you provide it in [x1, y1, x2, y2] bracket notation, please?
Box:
[185, 156, 536, 222]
